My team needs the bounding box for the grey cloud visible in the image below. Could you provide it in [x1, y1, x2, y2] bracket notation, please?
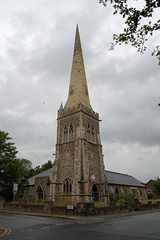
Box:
[0, 0, 159, 181]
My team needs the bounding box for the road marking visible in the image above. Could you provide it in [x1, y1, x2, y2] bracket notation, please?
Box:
[0, 229, 7, 237]
[41, 226, 50, 230]
[7, 228, 12, 235]
[0, 226, 12, 237]
[55, 223, 64, 226]
[28, 219, 49, 224]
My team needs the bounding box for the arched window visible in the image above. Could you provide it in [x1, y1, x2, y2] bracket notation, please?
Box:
[63, 179, 72, 194]
[115, 188, 119, 201]
[66, 180, 69, 193]
[132, 188, 136, 198]
[64, 125, 68, 142]
[140, 189, 143, 198]
[37, 186, 43, 200]
[87, 124, 90, 141]
[69, 124, 73, 141]
[91, 126, 94, 142]
[125, 189, 128, 197]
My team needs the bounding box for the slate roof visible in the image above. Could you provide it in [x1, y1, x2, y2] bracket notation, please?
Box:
[106, 170, 145, 188]
[23, 168, 145, 188]
[24, 168, 52, 186]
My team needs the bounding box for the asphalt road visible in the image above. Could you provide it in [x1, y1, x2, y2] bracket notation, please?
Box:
[0, 211, 160, 240]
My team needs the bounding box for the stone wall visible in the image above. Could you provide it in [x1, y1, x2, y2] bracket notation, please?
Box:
[133, 199, 160, 211]
[1, 200, 160, 216]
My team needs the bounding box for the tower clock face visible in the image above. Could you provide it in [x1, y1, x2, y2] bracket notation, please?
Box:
[91, 175, 95, 180]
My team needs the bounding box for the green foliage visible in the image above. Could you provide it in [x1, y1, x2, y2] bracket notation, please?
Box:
[0, 130, 33, 201]
[0, 130, 53, 201]
[0, 187, 13, 202]
[0, 130, 18, 187]
[148, 193, 153, 199]
[32, 160, 53, 176]
[99, 0, 160, 65]
[109, 194, 115, 203]
[124, 193, 134, 207]
[116, 198, 126, 206]
[16, 158, 33, 179]
[153, 178, 160, 196]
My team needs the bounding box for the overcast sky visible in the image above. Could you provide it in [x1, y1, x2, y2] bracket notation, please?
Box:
[0, 0, 159, 183]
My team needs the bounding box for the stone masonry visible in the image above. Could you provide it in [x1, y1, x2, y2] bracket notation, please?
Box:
[50, 25, 107, 203]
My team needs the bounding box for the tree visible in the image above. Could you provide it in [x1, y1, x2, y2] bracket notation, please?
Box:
[0, 130, 33, 201]
[99, 0, 160, 65]
[41, 160, 53, 172]
[0, 130, 53, 201]
[0, 130, 19, 201]
[32, 160, 53, 176]
[16, 158, 33, 179]
[0, 130, 18, 185]
[153, 178, 160, 196]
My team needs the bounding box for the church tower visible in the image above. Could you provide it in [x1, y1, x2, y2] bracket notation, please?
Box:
[51, 26, 107, 203]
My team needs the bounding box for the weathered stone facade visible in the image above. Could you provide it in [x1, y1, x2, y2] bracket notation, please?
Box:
[23, 176, 50, 202]
[50, 26, 107, 203]
[107, 185, 147, 201]
[21, 168, 147, 202]
[21, 169, 52, 202]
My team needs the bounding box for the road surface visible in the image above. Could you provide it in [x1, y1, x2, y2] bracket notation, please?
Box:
[0, 211, 160, 239]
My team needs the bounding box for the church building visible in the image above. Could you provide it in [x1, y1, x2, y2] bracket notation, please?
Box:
[50, 25, 107, 203]
[22, 26, 147, 203]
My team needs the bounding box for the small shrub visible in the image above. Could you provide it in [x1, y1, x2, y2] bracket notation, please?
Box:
[124, 193, 134, 207]
[140, 200, 148, 205]
[0, 187, 13, 202]
[148, 193, 153, 199]
[109, 194, 115, 203]
[116, 199, 126, 206]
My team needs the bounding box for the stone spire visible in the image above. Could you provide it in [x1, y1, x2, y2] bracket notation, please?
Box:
[64, 25, 92, 110]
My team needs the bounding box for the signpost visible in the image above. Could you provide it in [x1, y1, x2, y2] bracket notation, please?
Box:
[13, 183, 18, 192]
[13, 183, 18, 209]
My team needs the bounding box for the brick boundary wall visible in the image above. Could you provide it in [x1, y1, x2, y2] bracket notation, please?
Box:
[0, 199, 160, 216]
[133, 199, 160, 211]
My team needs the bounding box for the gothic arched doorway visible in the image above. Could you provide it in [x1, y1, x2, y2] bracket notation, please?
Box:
[92, 184, 99, 202]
